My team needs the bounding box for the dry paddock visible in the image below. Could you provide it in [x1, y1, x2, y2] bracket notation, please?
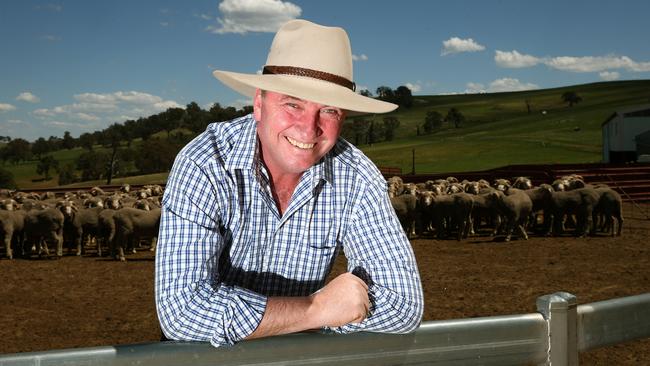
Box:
[1, 202, 649, 365]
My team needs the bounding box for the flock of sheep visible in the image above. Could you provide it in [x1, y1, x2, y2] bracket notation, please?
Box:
[0, 172, 625, 261]
[0, 184, 162, 261]
[387, 174, 624, 241]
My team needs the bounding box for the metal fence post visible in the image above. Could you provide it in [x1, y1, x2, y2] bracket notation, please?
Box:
[537, 292, 578, 366]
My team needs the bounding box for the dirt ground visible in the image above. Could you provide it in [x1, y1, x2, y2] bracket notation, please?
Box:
[1, 203, 649, 365]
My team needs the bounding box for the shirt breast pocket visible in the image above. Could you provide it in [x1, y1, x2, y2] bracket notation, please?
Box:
[305, 218, 338, 251]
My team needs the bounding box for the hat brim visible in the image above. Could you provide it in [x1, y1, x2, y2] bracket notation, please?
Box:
[213, 70, 397, 114]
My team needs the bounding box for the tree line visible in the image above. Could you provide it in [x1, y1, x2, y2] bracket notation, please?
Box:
[0, 102, 251, 188]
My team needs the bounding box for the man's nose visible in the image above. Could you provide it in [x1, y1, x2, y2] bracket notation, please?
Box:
[300, 109, 322, 137]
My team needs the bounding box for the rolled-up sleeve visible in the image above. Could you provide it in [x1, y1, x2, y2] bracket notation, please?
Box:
[326, 180, 424, 334]
[155, 153, 267, 347]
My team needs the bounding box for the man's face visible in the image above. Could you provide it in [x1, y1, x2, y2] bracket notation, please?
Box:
[253, 90, 345, 178]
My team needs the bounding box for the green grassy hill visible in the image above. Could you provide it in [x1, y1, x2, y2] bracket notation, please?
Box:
[357, 79, 650, 173]
[5, 79, 650, 189]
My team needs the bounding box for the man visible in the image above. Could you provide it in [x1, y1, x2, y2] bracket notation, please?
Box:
[155, 19, 423, 347]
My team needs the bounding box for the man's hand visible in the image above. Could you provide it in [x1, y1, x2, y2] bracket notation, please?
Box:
[309, 272, 370, 327]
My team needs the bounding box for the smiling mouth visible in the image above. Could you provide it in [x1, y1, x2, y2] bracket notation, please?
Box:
[286, 136, 315, 149]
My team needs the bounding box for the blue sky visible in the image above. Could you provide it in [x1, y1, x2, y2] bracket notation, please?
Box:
[1, 0, 649, 141]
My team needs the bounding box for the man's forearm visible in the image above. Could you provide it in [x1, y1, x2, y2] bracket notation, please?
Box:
[247, 272, 369, 340]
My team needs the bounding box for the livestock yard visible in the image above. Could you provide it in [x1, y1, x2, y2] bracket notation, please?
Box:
[1, 171, 650, 364]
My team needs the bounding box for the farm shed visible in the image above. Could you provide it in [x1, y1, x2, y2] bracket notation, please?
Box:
[602, 104, 650, 163]
[636, 129, 650, 157]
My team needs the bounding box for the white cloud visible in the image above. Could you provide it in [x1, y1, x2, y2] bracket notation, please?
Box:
[0, 103, 16, 112]
[488, 78, 539, 92]
[599, 71, 620, 81]
[465, 82, 486, 94]
[35, 4, 62, 12]
[495, 50, 541, 68]
[352, 54, 368, 61]
[41, 35, 61, 42]
[441, 37, 485, 56]
[227, 98, 253, 109]
[496, 50, 650, 74]
[31, 91, 181, 136]
[404, 82, 422, 93]
[196, 13, 213, 20]
[160, 22, 169, 27]
[16, 92, 40, 103]
[545, 55, 650, 73]
[7, 119, 26, 125]
[207, 0, 301, 34]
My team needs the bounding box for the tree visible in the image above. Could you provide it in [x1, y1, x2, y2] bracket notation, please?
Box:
[0, 167, 17, 189]
[31, 137, 51, 159]
[4, 138, 31, 164]
[160, 107, 185, 137]
[36, 155, 59, 180]
[446, 108, 465, 128]
[56, 163, 78, 186]
[423, 111, 444, 133]
[183, 101, 208, 133]
[76, 150, 109, 181]
[394, 85, 414, 108]
[62, 131, 75, 150]
[561, 91, 583, 107]
[78, 132, 95, 150]
[352, 117, 370, 146]
[383, 116, 400, 141]
[375, 86, 395, 103]
[135, 138, 180, 174]
[366, 120, 384, 145]
[48, 135, 63, 150]
[359, 89, 373, 97]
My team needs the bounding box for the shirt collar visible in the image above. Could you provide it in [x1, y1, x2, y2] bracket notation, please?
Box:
[223, 114, 258, 172]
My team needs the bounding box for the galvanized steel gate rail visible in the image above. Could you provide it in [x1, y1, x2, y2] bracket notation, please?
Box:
[1, 292, 649, 366]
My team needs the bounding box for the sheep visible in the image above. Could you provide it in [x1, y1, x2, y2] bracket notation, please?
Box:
[120, 183, 131, 193]
[593, 187, 623, 236]
[546, 187, 601, 237]
[111, 207, 161, 261]
[517, 184, 554, 233]
[493, 178, 511, 192]
[83, 196, 104, 208]
[512, 177, 533, 190]
[103, 194, 123, 210]
[58, 200, 105, 256]
[430, 192, 474, 241]
[23, 207, 65, 257]
[390, 194, 418, 238]
[0, 198, 19, 211]
[144, 184, 164, 196]
[387, 176, 404, 197]
[90, 186, 106, 196]
[485, 190, 533, 241]
[0, 210, 26, 259]
[468, 191, 501, 236]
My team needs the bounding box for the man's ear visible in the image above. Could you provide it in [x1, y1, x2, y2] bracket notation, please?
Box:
[253, 89, 263, 121]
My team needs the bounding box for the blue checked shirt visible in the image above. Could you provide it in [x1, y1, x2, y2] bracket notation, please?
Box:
[155, 114, 423, 347]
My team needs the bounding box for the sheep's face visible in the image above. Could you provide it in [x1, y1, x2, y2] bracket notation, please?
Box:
[0, 199, 17, 211]
[56, 201, 77, 218]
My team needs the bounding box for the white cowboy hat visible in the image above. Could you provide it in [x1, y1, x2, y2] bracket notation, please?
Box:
[213, 19, 397, 114]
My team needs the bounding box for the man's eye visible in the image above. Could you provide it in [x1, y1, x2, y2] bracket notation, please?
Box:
[322, 109, 341, 116]
[286, 103, 299, 109]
